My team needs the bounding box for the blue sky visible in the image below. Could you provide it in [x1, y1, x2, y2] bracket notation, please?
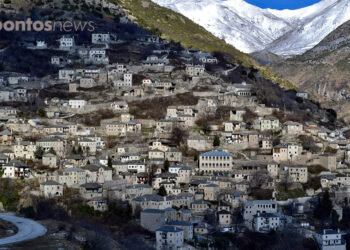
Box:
[244, 0, 321, 10]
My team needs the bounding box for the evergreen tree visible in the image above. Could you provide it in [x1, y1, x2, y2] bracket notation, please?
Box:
[164, 159, 170, 172]
[34, 146, 44, 159]
[158, 186, 167, 196]
[48, 147, 56, 155]
[108, 156, 112, 168]
[314, 190, 333, 219]
[213, 135, 220, 147]
[77, 145, 83, 155]
[72, 147, 77, 155]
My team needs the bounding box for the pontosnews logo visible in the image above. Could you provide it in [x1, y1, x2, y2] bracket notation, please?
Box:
[0, 18, 96, 32]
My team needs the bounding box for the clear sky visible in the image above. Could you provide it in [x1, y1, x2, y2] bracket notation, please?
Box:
[244, 0, 322, 10]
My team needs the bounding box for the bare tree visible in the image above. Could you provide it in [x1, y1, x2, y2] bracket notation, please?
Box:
[250, 170, 270, 189]
[280, 173, 292, 192]
[148, 164, 157, 185]
[170, 127, 187, 146]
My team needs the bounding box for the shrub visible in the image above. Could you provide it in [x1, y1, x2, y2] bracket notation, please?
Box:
[308, 165, 327, 175]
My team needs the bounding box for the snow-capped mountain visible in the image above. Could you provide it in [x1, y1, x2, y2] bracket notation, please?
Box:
[151, 0, 350, 56]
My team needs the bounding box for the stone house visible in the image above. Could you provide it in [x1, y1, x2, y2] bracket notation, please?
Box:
[261, 138, 273, 150]
[40, 180, 63, 198]
[58, 168, 87, 187]
[273, 143, 302, 162]
[282, 121, 304, 135]
[78, 138, 97, 156]
[156, 119, 174, 133]
[125, 184, 153, 199]
[68, 99, 87, 109]
[129, 87, 144, 97]
[131, 194, 172, 214]
[218, 210, 232, 227]
[79, 77, 96, 88]
[64, 154, 86, 167]
[177, 166, 191, 184]
[185, 64, 204, 76]
[149, 149, 165, 160]
[287, 165, 308, 183]
[165, 148, 182, 163]
[267, 162, 279, 177]
[105, 123, 126, 136]
[224, 121, 242, 132]
[119, 153, 141, 162]
[111, 101, 128, 112]
[232, 82, 253, 96]
[13, 141, 37, 160]
[156, 226, 184, 250]
[36, 137, 65, 156]
[149, 140, 169, 152]
[243, 200, 278, 222]
[318, 154, 337, 171]
[92, 33, 112, 44]
[253, 213, 286, 232]
[42, 153, 57, 168]
[59, 36, 75, 50]
[315, 229, 346, 250]
[0, 130, 13, 145]
[141, 208, 177, 232]
[257, 117, 280, 131]
[87, 197, 108, 212]
[199, 150, 233, 174]
[59, 68, 75, 82]
[201, 183, 220, 201]
[85, 164, 113, 184]
[79, 182, 103, 200]
[167, 221, 193, 240]
[2, 160, 30, 179]
[191, 200, 210, 213]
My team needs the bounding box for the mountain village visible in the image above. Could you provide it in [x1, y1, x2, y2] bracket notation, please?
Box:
[0, 0, 349, 249]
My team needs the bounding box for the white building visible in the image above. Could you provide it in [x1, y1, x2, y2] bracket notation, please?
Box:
[92, 33, 111, 44]
[273, 143, 302, 162]
[123, 73, 133, 86]
[199, 150, 233, 174]
[315, 229, 346, 250]
[156, 226, 184, 250]
[185, 64, 204, 76]
[69, 99, 87, 109]
[59, 68, 75, 83]
[2, 161, 30, 179]
[243, 200, 278, 222]
[253, 213, 285, 232]
[88, 47, 109, 64]
[59, 36, 75, 50]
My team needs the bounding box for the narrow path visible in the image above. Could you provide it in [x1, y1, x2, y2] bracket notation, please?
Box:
[0, 213, 47, 246]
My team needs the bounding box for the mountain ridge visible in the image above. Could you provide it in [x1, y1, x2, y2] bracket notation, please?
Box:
[111, 0, 296, 89]
[151, 0, 350, 56]
[269, 20, 350, 121]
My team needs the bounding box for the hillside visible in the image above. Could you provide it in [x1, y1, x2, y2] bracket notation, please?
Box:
[270, 20, 350, 121]
[110, 0, 296, 90]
